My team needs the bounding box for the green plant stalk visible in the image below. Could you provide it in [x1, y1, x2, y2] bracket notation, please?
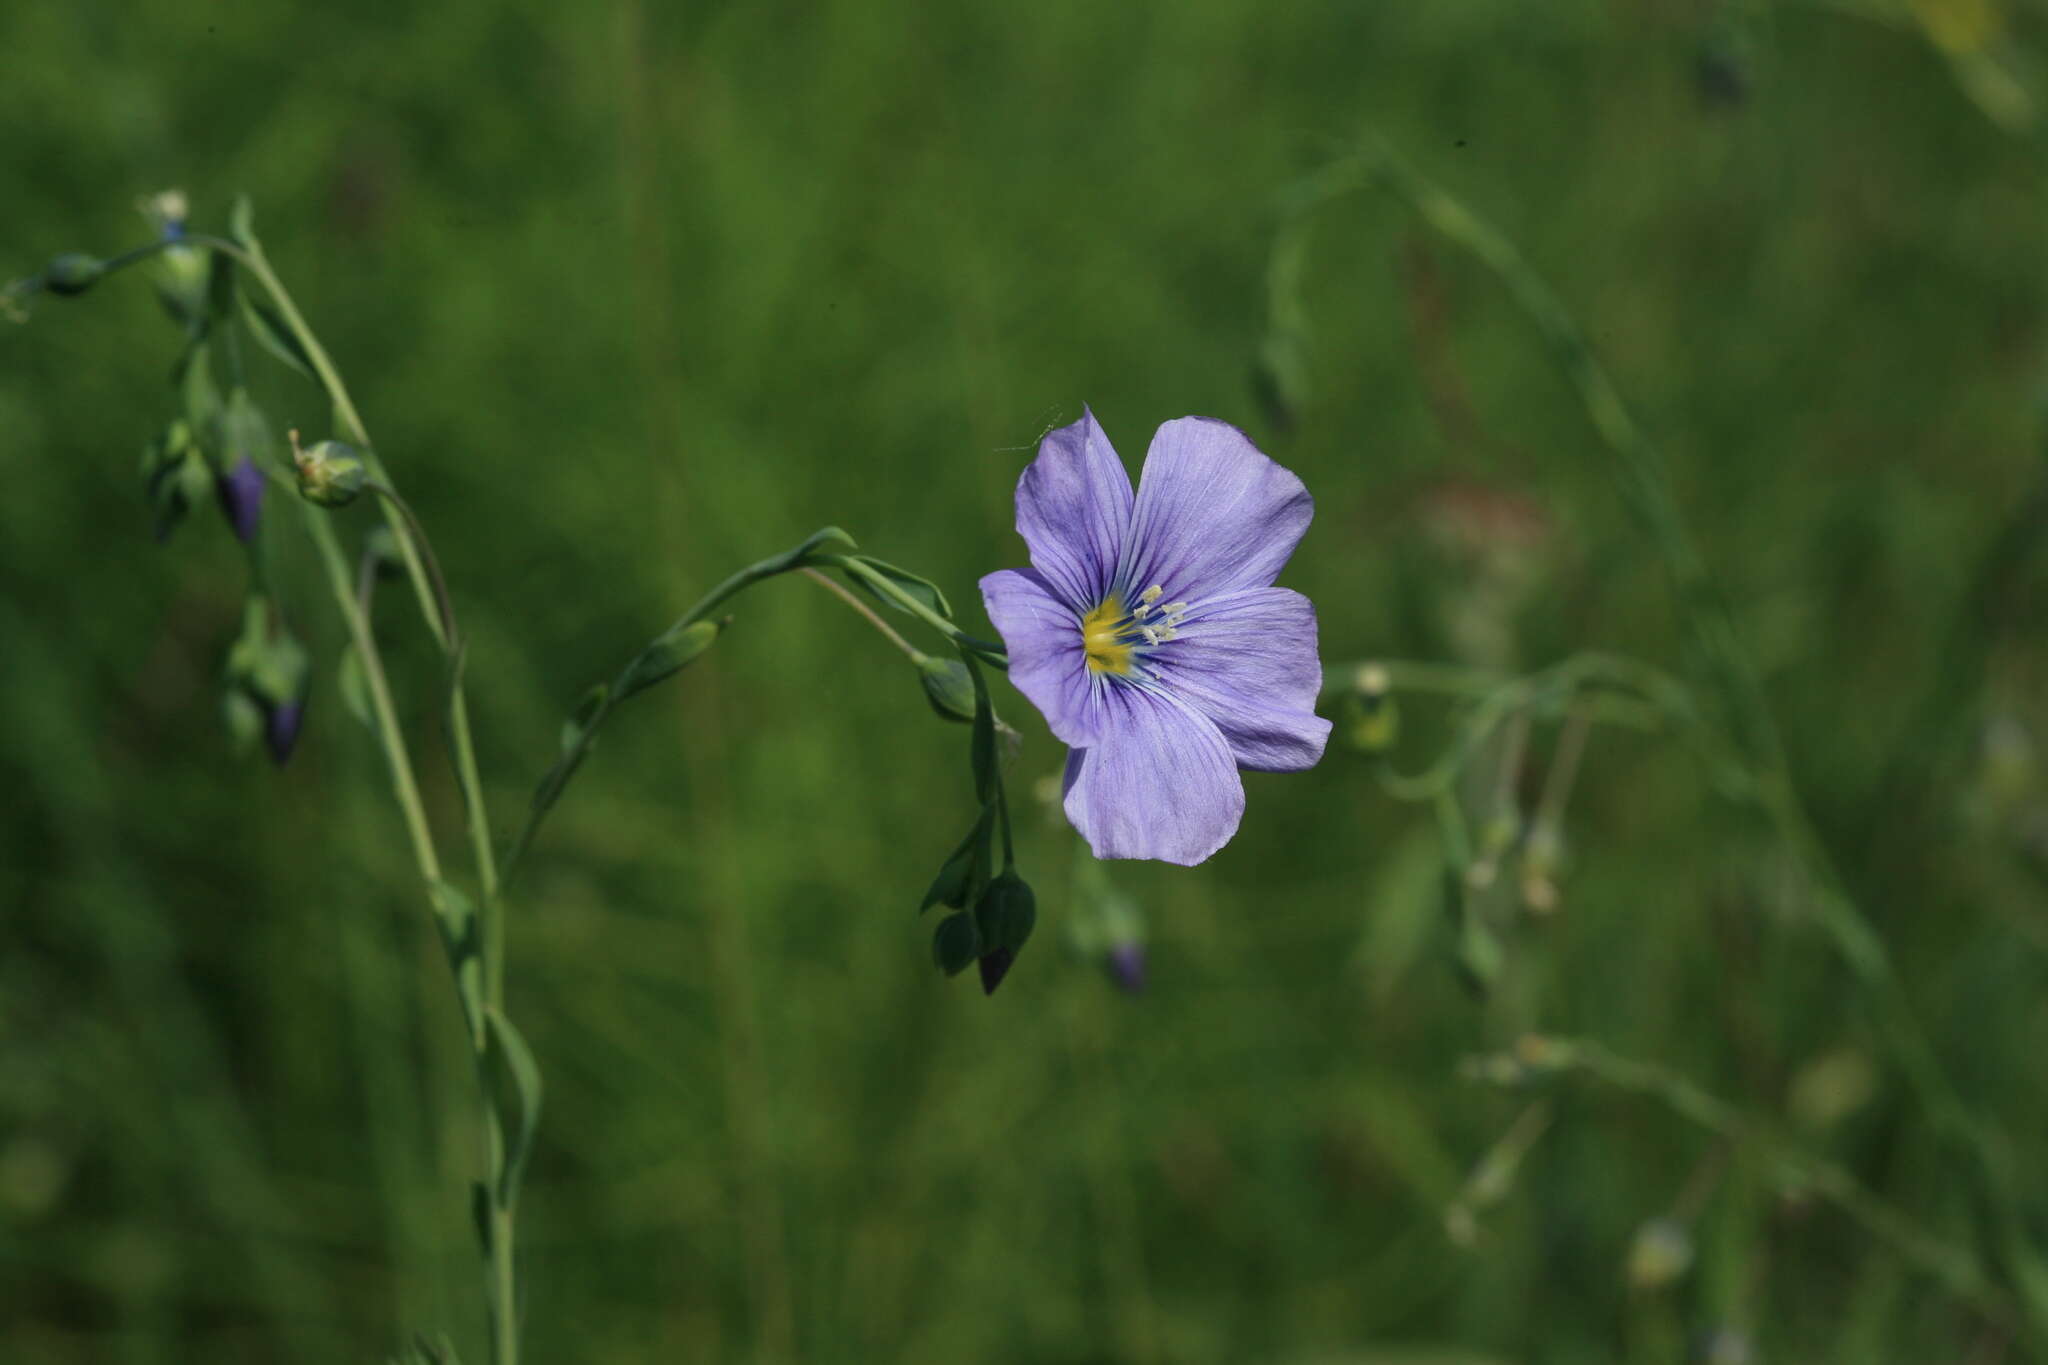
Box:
[183, 231, 522, 1365]
[506, 537, 1014, 885]
[502, 548, 821, 882]
[1333, 651, 1734, 803]
[820, 554, 1009, 665]
[799, 566, 922, 660]
[1483, 1035, 2014, 1330]
[303, 508, 443, 886]
[1297, 140, 2044, 1341]
[221, 238, 507, 998]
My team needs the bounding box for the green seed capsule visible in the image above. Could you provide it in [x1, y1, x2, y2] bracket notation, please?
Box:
[43, 253, 106, 297]
[292, 435, 367, 508]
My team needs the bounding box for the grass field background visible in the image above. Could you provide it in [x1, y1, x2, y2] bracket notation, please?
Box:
[5, 2, 2048, 1361]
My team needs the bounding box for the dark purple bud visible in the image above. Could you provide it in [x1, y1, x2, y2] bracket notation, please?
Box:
[1106, 941, 1147, 995]
[264, 699, 305, 765]
[215, 455, 266, 544]
[977, 947, 1015, 995]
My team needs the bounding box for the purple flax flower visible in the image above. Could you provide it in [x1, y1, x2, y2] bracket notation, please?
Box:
[980, 410, 1330, 865]
[215, 455, 267, 544]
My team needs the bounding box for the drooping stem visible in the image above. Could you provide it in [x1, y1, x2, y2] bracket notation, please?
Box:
[800, 566, 921, 659]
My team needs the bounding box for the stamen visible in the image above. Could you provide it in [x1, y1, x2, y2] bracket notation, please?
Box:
[1081, 586, 1186, 676]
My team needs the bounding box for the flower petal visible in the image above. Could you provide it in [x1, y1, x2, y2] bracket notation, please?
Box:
[1120, 417, 1312, 600]
[1146, 587, 1331, 772]
[1015, 408, 1133, 611]
[979, 567, 1101, 746]
[1062, 683, 1244, 865]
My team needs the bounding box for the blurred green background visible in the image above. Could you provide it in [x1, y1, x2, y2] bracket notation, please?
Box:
[7, 1, 2048, 1361]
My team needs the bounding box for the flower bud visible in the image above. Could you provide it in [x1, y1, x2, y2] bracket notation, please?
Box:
[43, 253, 105, 297]
[1625, 1217, 1694, 1290]
[1105, 940, 1146, 995]
[974, 872, 1036, 954]
[291, 432, 367, 508]
[1695, 38, 1750, 108]
[1341, 664, 1399, 753]
[221, 688, 265, 752]
[618, 618, 725, 700]
[977, 946, 1016, 995]
[1785, 1047, 1876, 1131]
[913, 653, 976, 724]
[143, 421, 213, 542]
[214, 455, 267, 544]
[265, 699, 306, 765]
[140, 189, 190, 239]
[223, 597, 311, 764]
[972, 872, 1035, 995]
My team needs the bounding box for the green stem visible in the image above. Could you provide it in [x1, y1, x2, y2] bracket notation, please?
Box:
[1301, 141, 2041, 1343]
[366, 482, 459, 647]
[502, 540, 843, 884]
[1481, 1035, 2015, 1330]
[191, 230, 522, 1364]
[799, 566, 922, 659]
[818, 554, 1008, 667]
[302, 509, 441, 887]
[204, 233, 506, 961]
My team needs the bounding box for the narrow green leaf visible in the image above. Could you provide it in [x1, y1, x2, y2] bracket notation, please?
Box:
[180, 342, 224, 453]
[430, 881, 484, 1046]
[206, 248, 237, 323]
[921, 806, 994, 912]
[485, 1007, 544, 1209]
[469, 1180, 493, 1255]
[561, 683, 609, 756]
[338, 645, 373, 729]
[228, 194, 257, 249]
[242, 297, 318, 382]
[846, 555, 952, 619]
[618, 618, 725, 701]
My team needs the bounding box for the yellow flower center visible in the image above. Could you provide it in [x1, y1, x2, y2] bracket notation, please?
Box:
[1082, 596, 1133, 675]
[1081, 586, 1188, 676]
